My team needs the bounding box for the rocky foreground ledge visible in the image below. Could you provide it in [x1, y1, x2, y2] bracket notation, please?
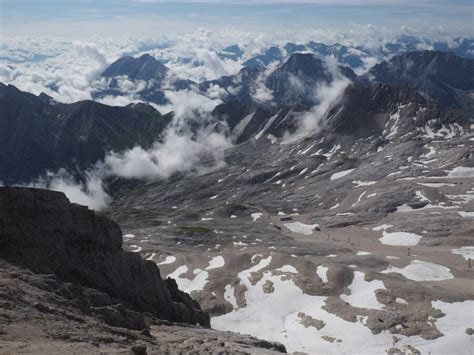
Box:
[0, 187, 286, 354]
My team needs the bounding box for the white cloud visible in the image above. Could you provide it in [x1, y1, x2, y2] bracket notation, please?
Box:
[73, 41, 107, 67]
[251, 61, 278, 104]
[1, 26, 470, 105]
[155, 87, 223, 118]
[0, 37, 165, 103]
[206, 83, 228, 99]
[28, 169, 111, 211]
[103, 83, 231, 179]
[103, 129, 230, 179]
[286, 56, 351, 140]
[159, 46, 242, 82]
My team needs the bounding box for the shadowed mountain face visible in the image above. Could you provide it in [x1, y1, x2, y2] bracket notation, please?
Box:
[366, 51, 474, 107]
[265, 53, 356, 106]
[209, 53, 357, 142]
[0, 84, 172, 184]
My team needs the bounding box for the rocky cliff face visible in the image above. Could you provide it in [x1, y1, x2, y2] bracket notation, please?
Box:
[0, 187, 209, 327]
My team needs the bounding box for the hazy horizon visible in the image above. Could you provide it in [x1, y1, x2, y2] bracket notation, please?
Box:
[1, 0, 472, 37]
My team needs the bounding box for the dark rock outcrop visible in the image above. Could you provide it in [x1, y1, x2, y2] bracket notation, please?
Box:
[0, 186, 210, 327]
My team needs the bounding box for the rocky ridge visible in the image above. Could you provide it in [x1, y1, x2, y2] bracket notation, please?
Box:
[0, 83, 172, 183]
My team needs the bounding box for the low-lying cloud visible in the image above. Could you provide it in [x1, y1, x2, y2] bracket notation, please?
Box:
[26, 126, 230, 210]
[103, 129, 230, 180]
[285, 56, 351, 141]
[28, 169, 111, 211]
[24, 82, 232, 211]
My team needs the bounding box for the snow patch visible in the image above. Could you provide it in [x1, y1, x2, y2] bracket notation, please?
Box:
[340, 271, 385, 310]
[157, 255, 176, 265]
[448, 166, 474, 178]
[382, 260, 453, 281]
[284, 222, 319, 235]
[316, 265, 329, 283]
[276, 265, 298, 273]
[451, 247, 474, 261]
[379, 231, 422, 246]
[352, 180, 376, 188]
[206, 256, 225, 270]
[167, 265, 209, 293]
[330, 168, 355, 181]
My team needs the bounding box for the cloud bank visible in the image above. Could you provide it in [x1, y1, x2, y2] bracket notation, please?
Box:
[285, 57, 351, 141]
[28, 169, 111, 211]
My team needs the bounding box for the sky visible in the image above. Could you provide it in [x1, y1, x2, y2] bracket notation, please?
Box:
[0, 0, 472, 37]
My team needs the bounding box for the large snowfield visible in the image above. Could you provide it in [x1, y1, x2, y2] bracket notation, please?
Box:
[211, 255, 473, 354]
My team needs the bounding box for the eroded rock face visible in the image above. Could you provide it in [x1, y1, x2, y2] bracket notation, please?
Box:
[0, 187, 210, 327]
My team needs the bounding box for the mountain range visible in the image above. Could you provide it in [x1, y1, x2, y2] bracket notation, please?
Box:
[100, 49, 473, 353]
[0, 83, 171, 183]
[1, 42, 473, 354]
[1, 50, 472, 184]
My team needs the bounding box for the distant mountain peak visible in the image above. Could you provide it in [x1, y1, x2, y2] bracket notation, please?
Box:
[242, 46, 285, 68]
[279, 53, 326, 75]
[219, 45, 244, 61]
[101, 53, 169, 82]
[366, 50, 474, 107]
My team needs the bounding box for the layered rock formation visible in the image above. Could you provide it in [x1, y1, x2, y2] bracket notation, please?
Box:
[0, 186, 209, 327]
